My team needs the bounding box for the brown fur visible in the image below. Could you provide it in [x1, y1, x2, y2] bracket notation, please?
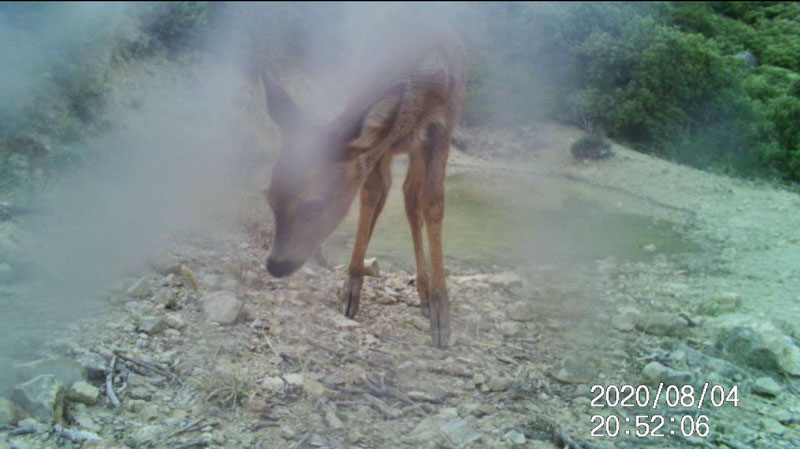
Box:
[262, 11, 466, 348]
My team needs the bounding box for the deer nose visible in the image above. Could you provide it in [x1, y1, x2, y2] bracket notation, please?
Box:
[266, 256, 301, 278]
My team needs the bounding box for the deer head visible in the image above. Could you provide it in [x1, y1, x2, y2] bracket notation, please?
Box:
[261, 70, 401, 277]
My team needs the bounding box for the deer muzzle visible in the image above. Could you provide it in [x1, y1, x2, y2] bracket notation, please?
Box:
[266, 255, 302, 278]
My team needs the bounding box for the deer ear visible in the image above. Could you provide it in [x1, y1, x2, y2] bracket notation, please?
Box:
[261, 69, 306, 133]
[344, 93, 402, 158]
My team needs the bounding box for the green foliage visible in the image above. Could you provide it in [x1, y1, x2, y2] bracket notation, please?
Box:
[142, 2, 209, 54]
[457, 1, 800, 184]
[571, 134, 613, 160]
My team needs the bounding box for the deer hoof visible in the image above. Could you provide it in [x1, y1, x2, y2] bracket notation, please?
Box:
[429, 290, 450, 349]
[340, 275, 363, 319]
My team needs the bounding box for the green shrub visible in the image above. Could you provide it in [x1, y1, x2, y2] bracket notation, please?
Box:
[571, 135, 613, 161]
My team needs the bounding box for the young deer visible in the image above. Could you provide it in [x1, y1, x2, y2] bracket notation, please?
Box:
[261, 14, 467, 348]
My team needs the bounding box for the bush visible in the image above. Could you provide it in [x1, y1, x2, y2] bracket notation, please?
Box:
[571, 135, 613, 161]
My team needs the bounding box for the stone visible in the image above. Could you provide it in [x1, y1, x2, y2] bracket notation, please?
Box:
[250, 318, 268, 329]
[760, 418, 786, 435]
[130, 388, 152, 401]
[17, 417, 48, 434]
[70, 403, 99, 431]
[127, 277, 153, 298]
[132, 424, 163, 446]
[714, 317, 800, 375]
[0, 397, 18, 425]
[155, 289, 178, 309]
[642, 362, 669, 385]
[487, 377, 513, 392]
[262, 376, 285, 391]
[376, 295, 395, 305]
[309, 434, 326, 447]
[283, 373, 304, 386]
[664, 369, 696, 386]
[504, 429, 526, 445]
[11, 375, 65, 423]
[497, 321, 521, 337]
[611, 307, 640, 332]
[440, 419, 480, 446]
[553, 356, 597, 384]
[14, 357, 87, 388]
[67, 381, 100, 404]
[643, 244, 657, 253]
[164, 313, 186, 330]
[201, 291, 243, 325]
[487, 271, 523, 289]
[330, 312, 359, 328]
[753, 377, 782, 397]
[472, 373, 486, 386]
[138, 316, 167, 335]
[74, 353, 107, 382]
[325, 409, 344, 429]
[363, 257, 380, 277]
[280, 425, 297, 440]
[636, 312, 688, 336]
[506, 301, 536, 322]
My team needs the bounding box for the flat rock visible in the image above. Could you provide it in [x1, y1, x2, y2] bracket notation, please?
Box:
[70, 403, 100, 431]
[636, 312, 688, 336]
[325, 409, 344, 429]
[164, 313, 186, 330]
[553, 356, 597, 384]
[74, 353, 107, 382]
[11, 375, 65, 423]
[138, 316, 167, 335]
[201, 291, 243, 325]
[262, 376, 285, 391]
[487, 376, 514, 392]
[506, 301, 536, 322]
[14, 357, 87, 388]
[753, 377, 782, 397]
[504, 429, 526, 445]
[67, 381, 100, 404]
[127, 277, 153, 298]
[487, 271, 523, 289]
[440, 419, 480, 446]
[611, 307, 640, 332]
[711, 315, 800, 375]
[642, 361, 669, 385]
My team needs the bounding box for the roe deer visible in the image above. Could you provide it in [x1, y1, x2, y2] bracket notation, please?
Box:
[261, 12, 467, 348]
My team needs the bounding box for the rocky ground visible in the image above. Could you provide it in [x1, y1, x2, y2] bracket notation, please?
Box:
[1, 121, 800, 449]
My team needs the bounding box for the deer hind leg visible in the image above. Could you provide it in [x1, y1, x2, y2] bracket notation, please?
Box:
[421, 122, 451, 348]
[404, 147, 430, 317]
[340, 154, 392, 318]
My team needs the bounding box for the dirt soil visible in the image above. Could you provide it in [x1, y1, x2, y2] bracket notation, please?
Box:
[2, 121, 800, 449]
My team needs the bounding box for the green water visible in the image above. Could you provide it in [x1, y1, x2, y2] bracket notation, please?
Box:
[327, 169, 698, 270]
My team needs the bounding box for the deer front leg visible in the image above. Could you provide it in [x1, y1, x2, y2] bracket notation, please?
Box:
[341, 156, 391, 318]
[422, 123, 451, 348]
